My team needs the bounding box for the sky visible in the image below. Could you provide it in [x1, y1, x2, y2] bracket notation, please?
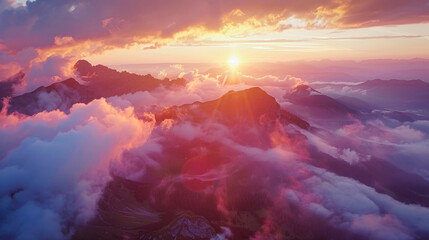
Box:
[0, 0, 429, 69]
[0, 0, 429, 92]
[88, 23, 429, 64]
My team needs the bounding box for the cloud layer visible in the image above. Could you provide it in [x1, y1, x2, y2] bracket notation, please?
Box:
[1, 72, 429, 239]
[0, 99, 154, 239]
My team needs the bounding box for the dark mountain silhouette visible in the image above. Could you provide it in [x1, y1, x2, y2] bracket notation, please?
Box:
[8, 78, 94, 115]
[74, 60, 185, 97]
[4, 60, 186, 115]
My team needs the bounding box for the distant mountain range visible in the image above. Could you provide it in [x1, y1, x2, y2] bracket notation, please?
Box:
[311, 79, 429, 115]
[3, 60, 429, 120]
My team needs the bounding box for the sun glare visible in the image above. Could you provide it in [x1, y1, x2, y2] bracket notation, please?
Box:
[228, 55, 240, 69]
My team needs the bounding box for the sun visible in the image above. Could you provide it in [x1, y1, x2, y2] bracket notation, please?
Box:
[228, 55, 240, 69]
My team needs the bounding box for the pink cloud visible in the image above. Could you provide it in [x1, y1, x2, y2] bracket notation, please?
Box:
[0, 98, 154, 239]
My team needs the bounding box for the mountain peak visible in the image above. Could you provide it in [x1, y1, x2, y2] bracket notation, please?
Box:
[217, 87, 276, 107]
[59, 78, 81, 88]
[286, 84, 321, 99]
[200, 87, 280, 124]
[221, 87, 270, 98]
[156, 87, 288, 127]
[74, 59, 94, 77]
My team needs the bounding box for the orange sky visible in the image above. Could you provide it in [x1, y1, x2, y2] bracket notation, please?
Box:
[1, 0, 429, 80]
[87, 23, 429, 64]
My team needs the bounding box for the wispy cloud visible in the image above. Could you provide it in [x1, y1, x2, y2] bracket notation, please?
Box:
[172, 35, 428, 47]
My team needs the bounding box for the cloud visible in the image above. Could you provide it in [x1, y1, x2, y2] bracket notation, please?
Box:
[240, 74, 304, 89]
[0, 48, 37, 81]
[301, 131, 365, 165]
[143, 42, 166, 50]
[350, 214, 412, 240]
[176, 34, 428, 47]
[0, 62, 21, 81]
[54, 36, 75, 46]
[0, 49, 78, 95]
[338, 148, 360, 165]
[389, 125, 425, 143]
[0, 0, 428, 54]
[301, 167, 429, 239]
[0, 98, 154, 239]
[334, 0, 429, 28]
[14, 55, 77, 94]
[157, 69, 168, 79]
[170, 64, 184, 71]
[332, 119, 429, 178]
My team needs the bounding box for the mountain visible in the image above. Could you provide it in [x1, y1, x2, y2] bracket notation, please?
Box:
[335, 96, 375, 113]
[156, 87, 310, 129]
[8, 78, 94, 115]
[313, 79, 429, 114]
[4, 60, 186, 115]
[309, 152, 429, 208]
[283, 84, 358, 128]
[74, 60, 186, 97]
[284, 84, 357, 116]
[242, 59, 429, 82]
[355, 79, 429, 110]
